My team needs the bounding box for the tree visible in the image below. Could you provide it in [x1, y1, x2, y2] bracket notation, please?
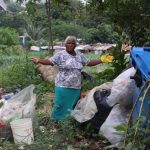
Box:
[0, 27, 19, 46]
[97, 23, 119, 43]
[52, 20, 89, 41]
[87, 0, 150, 46]
[24, 21, 47, 41]
[6, 1, 22, 13]
[0, 12, 26, 35]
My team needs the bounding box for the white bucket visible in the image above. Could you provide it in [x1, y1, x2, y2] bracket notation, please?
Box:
[10, 118, 34, 145]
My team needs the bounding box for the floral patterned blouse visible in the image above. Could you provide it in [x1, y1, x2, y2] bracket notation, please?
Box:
[49, 50, 90, 89]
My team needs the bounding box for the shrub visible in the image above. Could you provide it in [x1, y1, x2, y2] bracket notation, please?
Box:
[52, 21, 89, 41]
[0, 27, 19, 46]
[0, 45, 22, 56]
[111, 42, 129, 78]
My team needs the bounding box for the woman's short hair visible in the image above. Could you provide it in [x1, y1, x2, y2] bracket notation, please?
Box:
[64, 36, 77, 45]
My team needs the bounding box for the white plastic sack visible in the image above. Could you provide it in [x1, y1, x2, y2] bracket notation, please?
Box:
[100, 104, 130, 149]
[106, 67, 136, 107]
[71, 82, 112, 123]
[0, 85, 36, 123]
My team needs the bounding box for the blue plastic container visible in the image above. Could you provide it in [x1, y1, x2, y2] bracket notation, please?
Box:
[130, 47, 150, 122]
[130, 47, 150, 83]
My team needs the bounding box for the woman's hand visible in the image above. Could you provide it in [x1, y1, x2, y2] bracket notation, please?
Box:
[31, 57, 39, 64]
[100, 54, 114, 63]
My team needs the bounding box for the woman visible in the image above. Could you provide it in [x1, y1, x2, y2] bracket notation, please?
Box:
[31, 36, 106, 121]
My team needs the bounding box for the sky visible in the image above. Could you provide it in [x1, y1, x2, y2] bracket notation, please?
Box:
[80, 0, 86, 4]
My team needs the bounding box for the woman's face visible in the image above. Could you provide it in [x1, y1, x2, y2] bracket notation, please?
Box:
[65, 38, 76, 54]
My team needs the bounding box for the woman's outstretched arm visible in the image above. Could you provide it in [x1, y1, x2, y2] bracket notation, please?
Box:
[31, 58, 54, 66]
[87, 59, 102, 66]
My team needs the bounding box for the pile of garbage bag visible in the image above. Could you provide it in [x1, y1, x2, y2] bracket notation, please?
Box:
[0, 85, 36, 140]
[71, 67, 136, 148]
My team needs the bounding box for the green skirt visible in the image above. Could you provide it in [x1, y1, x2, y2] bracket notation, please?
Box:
[51, 86, 80, 121]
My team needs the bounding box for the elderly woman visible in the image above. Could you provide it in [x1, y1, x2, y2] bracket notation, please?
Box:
[31, 36, 106, 121]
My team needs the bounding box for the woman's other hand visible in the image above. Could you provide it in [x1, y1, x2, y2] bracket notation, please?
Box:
[31, 57, 39, 63]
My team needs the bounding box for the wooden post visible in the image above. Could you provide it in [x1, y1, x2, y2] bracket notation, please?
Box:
[45, 0, 53, 54]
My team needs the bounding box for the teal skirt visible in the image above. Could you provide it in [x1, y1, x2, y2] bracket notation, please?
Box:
[51, 87, 80, 121]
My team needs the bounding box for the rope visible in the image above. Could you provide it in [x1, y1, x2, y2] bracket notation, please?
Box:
[124, 80, 150, 146]
[133, 81, 150, 144]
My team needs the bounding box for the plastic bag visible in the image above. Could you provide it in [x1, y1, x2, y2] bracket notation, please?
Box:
[106, 67, 136, 107]
[100, 104, 130, 149]
[0, 84, 36, 123]
[71, 82, 112, 123]
[79, 90, 112, 133]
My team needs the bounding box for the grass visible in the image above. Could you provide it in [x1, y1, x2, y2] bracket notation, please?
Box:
[1, 117, 110, 150]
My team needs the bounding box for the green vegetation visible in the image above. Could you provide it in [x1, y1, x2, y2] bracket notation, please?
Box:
[0, 48, 111, 150]
[87, 0, 150, 46]
[0, 27, 19, 46]
[1, 0, 149, 46]
[0, 0, 149, 149]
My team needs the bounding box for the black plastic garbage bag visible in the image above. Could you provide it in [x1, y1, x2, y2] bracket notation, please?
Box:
[80, 89, 112, 133]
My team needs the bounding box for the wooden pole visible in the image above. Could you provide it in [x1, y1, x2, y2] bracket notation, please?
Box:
[45, 0, 53, 54]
